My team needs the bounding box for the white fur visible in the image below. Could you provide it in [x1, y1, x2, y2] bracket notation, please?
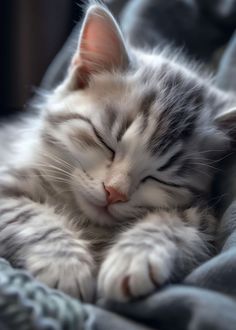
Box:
[0, 3, 234, 302]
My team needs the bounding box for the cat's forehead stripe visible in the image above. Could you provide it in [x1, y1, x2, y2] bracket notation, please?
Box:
[147, 81, 203, 155]
[104, 90, 158, 140]
[139, 90, 157, 133]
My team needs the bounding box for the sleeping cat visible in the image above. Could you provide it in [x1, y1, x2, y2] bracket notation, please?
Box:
[0, 1, 236, 302]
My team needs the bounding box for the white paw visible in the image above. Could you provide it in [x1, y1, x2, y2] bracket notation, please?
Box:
[98, 242, 175, 302]
[26, 248, 95, 302]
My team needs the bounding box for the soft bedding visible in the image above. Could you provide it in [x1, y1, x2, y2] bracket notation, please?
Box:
[1, 1, 236, 329]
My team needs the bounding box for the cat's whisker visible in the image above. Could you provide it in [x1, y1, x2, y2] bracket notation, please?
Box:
[209, 152, 234, 164]
[181, 158, 222, 171]
[55, 188, 75, 196]
[27, 173, 71, 185]
[39, 151, 74, 171]
[41, 147, 85, 171]
[185, 149, 227, 157]
[209, 192, 228, 209]
[184, 167, 212, 178]
[47, 153, 74, 170]
[31, 163, 72, 177]
[191, 163, 221, 171]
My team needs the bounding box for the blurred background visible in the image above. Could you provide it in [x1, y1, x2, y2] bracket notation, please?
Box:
[1, 0, 83, 117]
[1, 0, 236, 118]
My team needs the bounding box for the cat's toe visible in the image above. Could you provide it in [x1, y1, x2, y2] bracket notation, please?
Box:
[98, 246, 172, 302]
[26, 254, 95, 302]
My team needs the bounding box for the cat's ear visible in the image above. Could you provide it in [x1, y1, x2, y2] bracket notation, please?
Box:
[214, 107, 236, 138]
[71, 4, 129, 89]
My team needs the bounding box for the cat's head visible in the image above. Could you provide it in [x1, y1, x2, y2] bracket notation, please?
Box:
[40, 3, 236, 225]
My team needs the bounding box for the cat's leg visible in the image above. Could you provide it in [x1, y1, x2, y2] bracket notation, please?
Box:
[0, 194, 95, 301]
[98, 208, 216, 301]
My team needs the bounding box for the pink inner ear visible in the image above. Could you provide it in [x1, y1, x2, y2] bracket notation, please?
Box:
[80, 15, 123, 68]
[71, 5, 128, 89]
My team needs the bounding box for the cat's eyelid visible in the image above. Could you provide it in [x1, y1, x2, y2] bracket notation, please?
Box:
[142, 176, 202, 196]
[74, 114, 115, 156]
[92, 126, 115, 155]
[142, 175, 182, 188]
[53, 112, 115, 157]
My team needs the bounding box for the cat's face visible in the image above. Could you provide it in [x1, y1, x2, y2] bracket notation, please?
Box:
[41, 3, 232, 225]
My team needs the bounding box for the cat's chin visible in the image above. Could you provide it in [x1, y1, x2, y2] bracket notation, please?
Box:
[75, 195, 120, 226]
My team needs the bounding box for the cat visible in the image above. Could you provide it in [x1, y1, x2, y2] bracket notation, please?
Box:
[0, 0, 236, 302]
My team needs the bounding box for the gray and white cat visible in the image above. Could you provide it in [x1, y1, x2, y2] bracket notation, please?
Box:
[0, 2, 236, 302]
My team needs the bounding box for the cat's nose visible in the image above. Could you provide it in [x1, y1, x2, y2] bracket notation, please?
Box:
[104, 185, 128, 205]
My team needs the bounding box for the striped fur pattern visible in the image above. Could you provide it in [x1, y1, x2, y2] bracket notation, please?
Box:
[0, 2, 235, 302]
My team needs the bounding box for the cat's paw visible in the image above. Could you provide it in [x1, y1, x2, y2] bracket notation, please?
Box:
[25, 247, 95, 302]
[98, 242, 174, 302]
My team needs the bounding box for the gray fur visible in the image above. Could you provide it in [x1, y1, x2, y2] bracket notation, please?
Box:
[0, 2, 235, 302]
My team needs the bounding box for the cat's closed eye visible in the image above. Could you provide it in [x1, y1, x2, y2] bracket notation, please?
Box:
[71, 114, 115, 159]
[141, 175, 182, 188]
[92, 128, 115, 160]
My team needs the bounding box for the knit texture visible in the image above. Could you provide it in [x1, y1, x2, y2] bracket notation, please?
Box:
[0, 259, 86, 330]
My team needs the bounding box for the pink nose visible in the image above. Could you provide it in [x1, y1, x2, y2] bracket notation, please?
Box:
[104, 185, 128, 205]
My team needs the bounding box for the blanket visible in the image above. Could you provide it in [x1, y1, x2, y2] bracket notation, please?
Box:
[4, 1, 236, 329]
[1, 200, 236, 330]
